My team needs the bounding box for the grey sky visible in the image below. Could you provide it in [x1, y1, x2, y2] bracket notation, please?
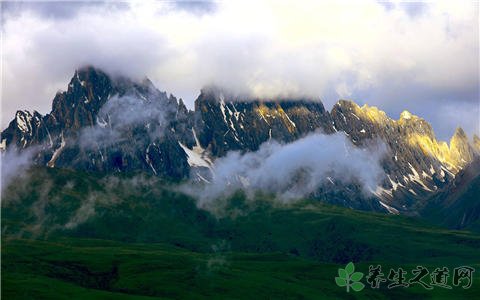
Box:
[1, 1, 478, 141]
[1, 1, 129, 21]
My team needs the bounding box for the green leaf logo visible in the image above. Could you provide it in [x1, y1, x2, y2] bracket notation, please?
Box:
[335, 262, 365, 292]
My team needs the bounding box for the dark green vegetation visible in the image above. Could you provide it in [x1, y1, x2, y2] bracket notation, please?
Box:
[2, 168, 480, 299]
[422, 160, 480, 232]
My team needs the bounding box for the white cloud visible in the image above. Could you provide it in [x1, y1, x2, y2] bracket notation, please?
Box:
[181, 132, 387, 212]
[1, 0, 478, 139]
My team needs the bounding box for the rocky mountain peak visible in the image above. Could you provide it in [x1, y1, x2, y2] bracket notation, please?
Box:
[358, 104, 390, 125]
[473, 134, 480, 151]
[15, 110, 34, 134]
[449, 127, 476, 165]
[452, 127, 468, 140]
[1, 110, 44, 148]
[331, 100, 392, 129]
[1, 66, 196, 178]
[194, 86, 334, 156]
[406, 126, 476, 172]
[399, 110, 413, 120]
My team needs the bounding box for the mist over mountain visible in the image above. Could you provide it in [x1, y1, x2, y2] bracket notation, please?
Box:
[181, 133, 387, 214]
[1, 66, 479, 227]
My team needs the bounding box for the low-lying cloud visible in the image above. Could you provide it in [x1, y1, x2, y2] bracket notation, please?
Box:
[79, 91, 173, 150]
[0, 146, 39, 192]
[183, 132, 387, 211]
[2, 132, 388, 235]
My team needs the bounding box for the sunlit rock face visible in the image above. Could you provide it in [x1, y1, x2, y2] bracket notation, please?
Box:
[1, 66, 479, 215]
[329, 99, 479, 213]
[194, 86, 334, 157]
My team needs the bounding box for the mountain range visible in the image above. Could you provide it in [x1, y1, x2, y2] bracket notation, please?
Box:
[2, 66, 479, 229]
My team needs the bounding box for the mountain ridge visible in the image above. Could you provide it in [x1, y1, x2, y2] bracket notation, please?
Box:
[1, 66, 479, 223]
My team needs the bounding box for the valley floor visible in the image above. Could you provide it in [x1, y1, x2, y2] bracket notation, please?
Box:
[3, 228, 480, 299]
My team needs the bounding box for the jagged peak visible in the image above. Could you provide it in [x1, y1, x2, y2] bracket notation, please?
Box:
[73, 66, 156, 90]
[71, 66, 103, 84]
[15, 109, 42, 123]
[15, 109, 32, 117]
[397, 110, 434, 139]
[65, 66, 167, 104]
[400, 110, 414, 120]
[358, 104, 390, 124]
[452, 127, 467, 139]
[333, 100, 430, 129]
[408, 125, 475, 169]
[398, 110, 427, 125]
[448, 127, 477, 167]
[141, 77, 155, 89]
[473, 134, 480, 151]
[332, 99, 392, 125]
[67, 66, 110, 92]
[450, 127, 470, 152]
[75, 65, 107, 76]
[177, 98, 188, 112]
[15, 110, 33, 133]
[73, 66, 156, 93]
[334, 99, 360, 111]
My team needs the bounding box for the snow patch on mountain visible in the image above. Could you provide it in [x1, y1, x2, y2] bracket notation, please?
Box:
[179, 140, 212, 169]
[47, 132, 66, 168]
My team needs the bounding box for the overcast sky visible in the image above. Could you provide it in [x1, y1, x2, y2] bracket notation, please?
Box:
[1, 0, 478, 140]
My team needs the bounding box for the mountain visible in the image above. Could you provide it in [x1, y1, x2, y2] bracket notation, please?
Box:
[421, 158, 480, 230]
[2, 66, 480, 299]
[329, 102, 479, 213]
[2, 66, 479, 221]
[1, 67, 195, 178]
[194, 86, 335, 157]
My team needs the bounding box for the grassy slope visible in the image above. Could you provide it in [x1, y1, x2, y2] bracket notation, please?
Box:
[2, 167, 480, 299]
[422, 173, 480, 232]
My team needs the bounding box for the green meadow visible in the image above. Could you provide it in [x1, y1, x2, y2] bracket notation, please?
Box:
[2, 168, 479, 299]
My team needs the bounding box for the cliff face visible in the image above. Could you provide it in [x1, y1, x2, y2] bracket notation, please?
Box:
[2, 66, 479, 216]
[328, 101, 479, 211]
[194, 86, 334, 157]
